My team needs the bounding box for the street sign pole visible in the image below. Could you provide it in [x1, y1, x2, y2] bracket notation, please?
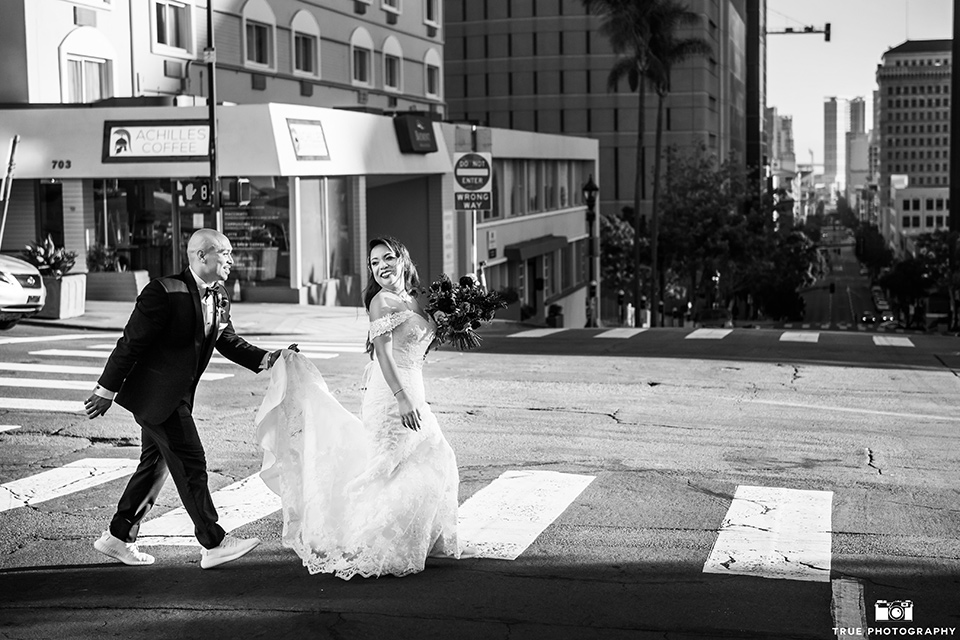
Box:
[0, 135, 20, 249]
[453, 151, 493, 275]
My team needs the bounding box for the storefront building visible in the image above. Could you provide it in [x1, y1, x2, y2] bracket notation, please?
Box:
[1, 102, 599, 324]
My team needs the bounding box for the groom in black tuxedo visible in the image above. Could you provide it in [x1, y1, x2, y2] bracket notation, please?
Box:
[85, 228, 296, 569]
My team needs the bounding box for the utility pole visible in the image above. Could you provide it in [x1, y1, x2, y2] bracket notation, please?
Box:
[949, 0, 959, 329]
[205, 0, 221, 229]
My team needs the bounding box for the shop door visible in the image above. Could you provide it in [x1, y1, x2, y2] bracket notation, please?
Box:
[37, 182, 64, 246]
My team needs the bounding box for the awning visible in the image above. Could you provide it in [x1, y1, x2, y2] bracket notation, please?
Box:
[504, 235, 568, 261]
[0, 102, 452, 179]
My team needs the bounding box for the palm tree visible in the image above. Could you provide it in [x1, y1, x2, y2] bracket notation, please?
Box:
[582, 0, 663, 326]
[646, 1, 713, 324]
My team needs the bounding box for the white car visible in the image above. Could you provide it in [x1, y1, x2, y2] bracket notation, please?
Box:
[0, 254, 46, 330]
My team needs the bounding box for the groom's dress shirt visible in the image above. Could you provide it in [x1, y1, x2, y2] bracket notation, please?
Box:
[93, 267, 269, 402]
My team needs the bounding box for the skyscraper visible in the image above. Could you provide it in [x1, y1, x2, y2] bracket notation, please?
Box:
[443, 0, 762, 220]
[823, 97, 850, 202]
[875, 39, 952, 254]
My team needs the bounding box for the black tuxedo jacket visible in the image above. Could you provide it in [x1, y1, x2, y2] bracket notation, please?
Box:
[99, 268, 267, 424]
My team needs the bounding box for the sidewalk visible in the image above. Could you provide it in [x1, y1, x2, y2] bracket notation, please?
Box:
[21, 300, 529, 343]
[22, 300, 373, 343]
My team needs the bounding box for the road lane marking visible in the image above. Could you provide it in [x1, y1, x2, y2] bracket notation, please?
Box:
[703, 485, 833, 582]
[0, 398, 84, 413]
[595, 328, 648, 339]
[685, 329, 733, 339]
[457, 470, 595, 560]
[831, 578, 868, 639]
[0, 458, 137, 512]
[779, 331, 820, 343]
[28, 349, 337, 362]
[137, 473, 281, 546]
[749, 399, 960, 423]
[873, 336, 914, 347]
[0, 333, 121, 346]
[0, 362, 232, 381]
[507, 329, 568, 338]
[0, 425, 20, 433]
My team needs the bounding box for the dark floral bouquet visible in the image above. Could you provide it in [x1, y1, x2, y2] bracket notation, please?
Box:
[424, 273, 507, 350]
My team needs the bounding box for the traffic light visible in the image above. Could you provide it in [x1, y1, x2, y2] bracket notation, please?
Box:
[829, 282, 836, 294]
[824, 23, 831, 42]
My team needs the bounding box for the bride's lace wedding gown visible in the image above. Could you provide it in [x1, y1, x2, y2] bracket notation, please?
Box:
[255, 305, 461, 579]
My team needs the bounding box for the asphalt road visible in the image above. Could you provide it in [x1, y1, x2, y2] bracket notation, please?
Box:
[0, 325, 958, 639]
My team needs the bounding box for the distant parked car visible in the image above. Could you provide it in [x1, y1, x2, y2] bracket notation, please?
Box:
[860, 311, 877, 324]
[695, 308, 733, 328]
[880, 311, 895, 323]
[0, 254, 46, 330]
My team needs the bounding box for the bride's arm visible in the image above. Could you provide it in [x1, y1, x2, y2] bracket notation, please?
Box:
[369, 297, 422, 432]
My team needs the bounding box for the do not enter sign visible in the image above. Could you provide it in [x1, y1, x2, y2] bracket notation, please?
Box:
[454, 152, 492, 210]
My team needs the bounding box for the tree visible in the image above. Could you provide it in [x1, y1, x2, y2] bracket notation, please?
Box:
[582, 0, 663, 325]
[914, 230, 960, 329]
[599, 210, 642, 299]
[645, 0, 712, 326]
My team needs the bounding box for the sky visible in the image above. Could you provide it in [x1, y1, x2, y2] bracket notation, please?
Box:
[766, 0, 953, 168]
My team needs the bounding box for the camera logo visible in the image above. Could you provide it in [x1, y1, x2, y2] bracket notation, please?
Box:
[875, 599, 913, 622]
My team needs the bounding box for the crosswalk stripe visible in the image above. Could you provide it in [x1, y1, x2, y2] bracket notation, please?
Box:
[0, 362, 233, 381]
[0, 333, 121, 346]
[0, 458, 137, 513]
[703, 485, 833, 582]
[595, 328, 648, 339]
[780, 331, 819, 343]
[507, 328, 568, 338]
[28, 349, 337, 362]
[873, 336, 914, 347]
[0, 398, 83, 413]
[685, 328, 732, 339]
[457, 470, 595, 560]
[0, 376, 93, 390]
[137, 473, 281, 547]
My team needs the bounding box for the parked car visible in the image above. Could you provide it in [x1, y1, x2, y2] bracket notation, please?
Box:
[695, 308, 733, 328]
[880, 311, 895, 323]
[0, 254, 46, 330]
[860, 311, 877, 324]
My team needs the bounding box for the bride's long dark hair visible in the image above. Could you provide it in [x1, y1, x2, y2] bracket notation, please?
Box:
[362, 236, 421, 311]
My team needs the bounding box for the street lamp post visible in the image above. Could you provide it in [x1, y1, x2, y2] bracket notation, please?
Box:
[583, 175, 599, 328]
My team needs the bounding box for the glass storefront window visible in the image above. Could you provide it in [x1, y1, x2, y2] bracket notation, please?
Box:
[222, 176, 290, 288]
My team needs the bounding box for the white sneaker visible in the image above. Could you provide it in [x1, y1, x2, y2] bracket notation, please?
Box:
[200, 535, 260, 569]
[94, 531, 155, 566]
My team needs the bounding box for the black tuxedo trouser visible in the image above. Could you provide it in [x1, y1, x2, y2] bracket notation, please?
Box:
[109, 402, 226, 550]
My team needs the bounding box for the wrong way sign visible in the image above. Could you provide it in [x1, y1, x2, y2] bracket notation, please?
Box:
[454, 152, 492, 210]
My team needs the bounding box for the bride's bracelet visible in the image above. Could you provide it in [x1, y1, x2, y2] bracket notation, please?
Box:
[393, 388, 404, 397]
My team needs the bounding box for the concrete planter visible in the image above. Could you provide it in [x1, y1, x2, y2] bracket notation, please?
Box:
[36, 273, 86, 319]
[86, 270, 150, 301]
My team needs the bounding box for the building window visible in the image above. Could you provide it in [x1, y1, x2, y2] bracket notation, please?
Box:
[350, 28, 374, 87]
[424, 0, 439, 25]
[66, 55, 110, 103]
[424, 48, 441, 97]
[246, 21, 271, 65]
[382, 36, 403, 91]
[353, 47, 371, 83]
[155, 1, 188, 49]
[385, 54, 400, 89]
[242, 0, 276, 70]
[382, 0, 400, 11]
[426, 64, 440, 96]
[294, 33, 316, 74]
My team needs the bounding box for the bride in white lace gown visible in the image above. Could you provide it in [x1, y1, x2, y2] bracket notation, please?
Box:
[255, 237, 462, 579]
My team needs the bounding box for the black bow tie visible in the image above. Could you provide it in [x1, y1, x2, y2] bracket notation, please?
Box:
[202, 286, 219, 300]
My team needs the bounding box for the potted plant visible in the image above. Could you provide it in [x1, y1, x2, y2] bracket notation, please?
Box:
[20, 235, 86, 319]
[85, 244, 149, 301]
